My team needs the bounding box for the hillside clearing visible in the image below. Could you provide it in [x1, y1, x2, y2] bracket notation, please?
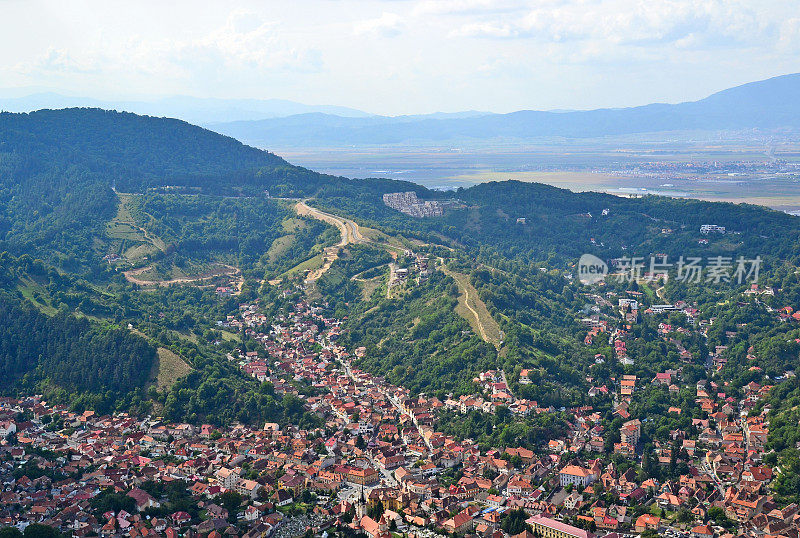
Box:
[150, 348, 193, 391]
[443, 267, 504, 349]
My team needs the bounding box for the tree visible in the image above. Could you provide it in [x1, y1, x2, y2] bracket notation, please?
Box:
[501, 509, 530, 536]
[218, 491, 243, 522]
[367, 500, 384, 520]
[23, 525, 61, 538]
[708, 506, 733, 528]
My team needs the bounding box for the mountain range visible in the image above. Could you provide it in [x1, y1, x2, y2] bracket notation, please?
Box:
[0, 92, 370, 124]
[210, 73, 800, 147]
[3, 74, 798, 148]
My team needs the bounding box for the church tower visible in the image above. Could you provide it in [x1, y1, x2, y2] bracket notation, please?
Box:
[356, 483, 367, 519]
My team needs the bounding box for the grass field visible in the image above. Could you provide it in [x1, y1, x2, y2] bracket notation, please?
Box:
[151, 347, 193, 391]
[279, 253, 325, 279]
[17, 278, 58, 316]
[267, 234, 296, 263]
[106, 193, 168, 263]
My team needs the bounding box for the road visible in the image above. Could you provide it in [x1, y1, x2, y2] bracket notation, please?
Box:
[293, 201, 368, 284]
[500, 369, 514, 399]
[342, 359, 435, 453]
[702, 454, 726, 499]
[295, 201, 365, 247]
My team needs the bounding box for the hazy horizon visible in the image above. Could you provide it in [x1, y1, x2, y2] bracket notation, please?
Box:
[3, 1, 800, 116]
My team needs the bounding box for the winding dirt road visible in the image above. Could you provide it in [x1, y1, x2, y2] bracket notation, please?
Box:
[124, 264, 240, 287]
[294, 201, 366, 283]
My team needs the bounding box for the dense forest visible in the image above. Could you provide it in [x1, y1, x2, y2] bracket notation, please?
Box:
[0, 289, 155, 410]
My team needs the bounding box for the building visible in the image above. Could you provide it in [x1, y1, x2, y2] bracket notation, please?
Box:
[700, 224, 726, 234]
[347, 466, 380, 486]
[0, 420, 16, 439]
[235, 479, 262, 500]
[559, 465, 596, 487]
[620, 419, 641, 446]
[215, 467, 240, 489]
[526, 514, 593, 538]
[650, 304, 679, 314]
[383, 192, 443, 218]
[635, 514, 661, 533]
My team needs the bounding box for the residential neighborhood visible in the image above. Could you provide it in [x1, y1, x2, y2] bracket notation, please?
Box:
[0, 288, 795, 538]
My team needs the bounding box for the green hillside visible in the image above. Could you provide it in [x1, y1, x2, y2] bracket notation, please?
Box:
[2, 107, 800, 442]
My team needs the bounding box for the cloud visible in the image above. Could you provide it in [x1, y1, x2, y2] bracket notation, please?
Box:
[778, 17, 800, 52]
[412, 0, 526, 17]
[166, 10, 324, 73]
[3, 0, 799, 114]
[354, 12, 405, 37]
[16, 47, 105, 75]
[450, 22, 518, 38]
[16, 9, 324, 86]
[447, 0, 770, 47]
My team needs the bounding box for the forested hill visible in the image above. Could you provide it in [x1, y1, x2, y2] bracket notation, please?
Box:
[0, 108, 301, 269]
[0, 108, 283, 177]
[2, 107, 799, 274]
[4, 106, 800, 430]
[0, 108, 425, 270]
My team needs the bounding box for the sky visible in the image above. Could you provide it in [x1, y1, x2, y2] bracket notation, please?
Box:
[2, 0, 799, 116]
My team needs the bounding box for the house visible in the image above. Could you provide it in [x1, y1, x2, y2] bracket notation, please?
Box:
[170, 512, 191, 526]
[485, 494, 506, 508]
[690, 523, 715, 537]
[243, 505, 263, 522]
[127, 488, 160, 512]
[634, 514, 660, 533]
[273, 489, 293, 507]
[563, 492, 583, 510]
[507, 477, 535, 496]
[0, 421, 16, 439]
[442, 508, 476, 535]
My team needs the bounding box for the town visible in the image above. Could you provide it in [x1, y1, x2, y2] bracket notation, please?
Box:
[0, 286, 791, 538]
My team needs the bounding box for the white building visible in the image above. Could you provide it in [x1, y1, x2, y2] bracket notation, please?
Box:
[700, 224, 726, 234]
[0, 421, 16, 439]
[559, 465, 596, 487]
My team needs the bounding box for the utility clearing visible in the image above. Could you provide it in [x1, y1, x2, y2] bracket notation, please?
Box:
[442, 266, 504, 349]
[293, 201, 504, 348]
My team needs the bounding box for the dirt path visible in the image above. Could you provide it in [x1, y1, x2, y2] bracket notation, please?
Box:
[111, 192, 169, 253]
[124, 264, 240, 287]
[386, 263, 397, 298]
[294, 202, 505, 347]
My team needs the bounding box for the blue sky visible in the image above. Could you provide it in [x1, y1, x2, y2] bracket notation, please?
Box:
[2, 0, 799, 115]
